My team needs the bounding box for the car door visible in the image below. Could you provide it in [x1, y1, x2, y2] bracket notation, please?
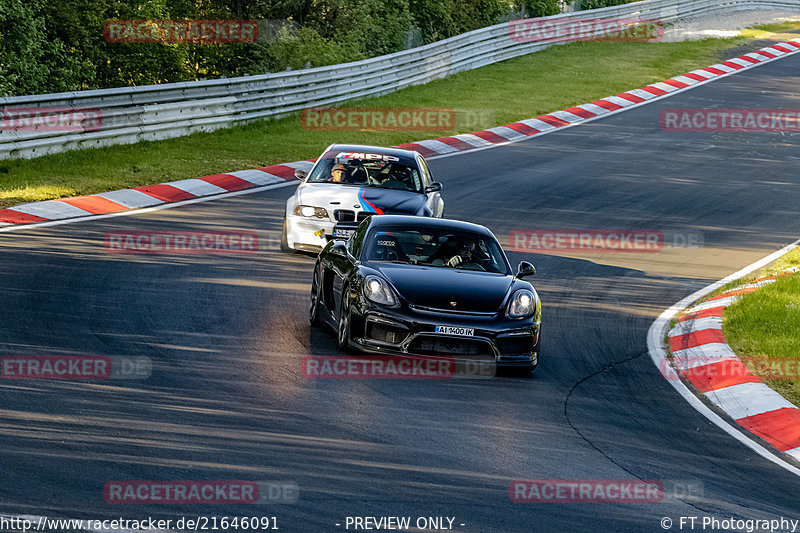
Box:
[417, 155, 444, 217]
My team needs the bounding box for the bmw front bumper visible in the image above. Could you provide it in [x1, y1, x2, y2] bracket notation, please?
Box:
[285, 214, 334, 252]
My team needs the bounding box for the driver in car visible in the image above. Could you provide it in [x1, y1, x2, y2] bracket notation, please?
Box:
[446, 241, 473, 267]
[428, 238, 481, 268]
[328, 164, 348, 183]
[445, 239, 491, 269]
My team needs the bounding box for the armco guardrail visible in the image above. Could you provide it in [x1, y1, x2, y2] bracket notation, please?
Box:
[1, 0, 799, 160]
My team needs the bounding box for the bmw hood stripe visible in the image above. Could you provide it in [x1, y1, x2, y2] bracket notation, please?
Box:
[359, 188, 385, 215]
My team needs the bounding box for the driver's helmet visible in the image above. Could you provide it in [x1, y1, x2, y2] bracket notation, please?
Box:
[455, 239, 477, 258]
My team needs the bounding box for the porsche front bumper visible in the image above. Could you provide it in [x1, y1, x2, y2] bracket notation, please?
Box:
[347, 303, 540, 369]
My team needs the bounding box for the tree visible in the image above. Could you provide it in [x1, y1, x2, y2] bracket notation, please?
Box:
[0, 0, 87, 96]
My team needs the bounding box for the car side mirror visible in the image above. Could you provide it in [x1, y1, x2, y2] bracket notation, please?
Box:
[516, 261, 535, 278]
[425, 182, 442, 193]
[294, 168, 307, 180]
[329, 241, 347, 256]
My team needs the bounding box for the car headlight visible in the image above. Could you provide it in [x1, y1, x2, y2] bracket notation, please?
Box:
[364, 275, 398, 306]
[507, 289, 535, 318]
[294, 205, 328, 219]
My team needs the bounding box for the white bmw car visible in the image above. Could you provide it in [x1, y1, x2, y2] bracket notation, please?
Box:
[282, 144, 445, 252]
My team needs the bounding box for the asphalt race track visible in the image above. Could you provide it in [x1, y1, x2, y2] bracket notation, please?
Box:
[1, 52, 800, 532]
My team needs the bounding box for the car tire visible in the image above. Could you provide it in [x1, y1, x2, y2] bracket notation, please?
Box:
[309, 264, 323, 327]
[280, 217, 292, 253]
[337, 289, 353, 353]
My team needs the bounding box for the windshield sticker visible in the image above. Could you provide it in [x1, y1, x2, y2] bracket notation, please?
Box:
[336, 152, 400, 162]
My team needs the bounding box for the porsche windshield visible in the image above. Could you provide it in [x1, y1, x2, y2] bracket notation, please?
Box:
[363, 226, 511, 274]
[307, 154, 424, 193]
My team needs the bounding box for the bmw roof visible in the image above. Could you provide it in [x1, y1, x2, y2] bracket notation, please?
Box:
[322, 144, 421, 162]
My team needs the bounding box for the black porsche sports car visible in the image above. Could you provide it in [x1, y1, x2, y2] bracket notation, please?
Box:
[309, 215, 541, 371]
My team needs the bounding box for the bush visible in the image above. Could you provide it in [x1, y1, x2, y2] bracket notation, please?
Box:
[516, 0, 563, 18]
[450, 0, 508, 34]
[409, 0, 457, 43]
[579, 0, 637, 10]
[264, 26, 366, 70]
[411, 0, 511, 44]
[0, 0, 90, 95]
[304, 0, 412, 57]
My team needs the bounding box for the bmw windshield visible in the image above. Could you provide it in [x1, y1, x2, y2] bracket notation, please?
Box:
[307, 151, 424, 193]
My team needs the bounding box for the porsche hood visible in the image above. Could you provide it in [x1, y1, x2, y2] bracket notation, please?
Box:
[375, 264, 513, 313]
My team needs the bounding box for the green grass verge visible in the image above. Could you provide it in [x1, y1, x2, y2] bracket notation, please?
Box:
[665, 247, 800, 405]
[1, 21, 798, 208]
[723, 248, 800, 406]
[684, 246, 800, 407]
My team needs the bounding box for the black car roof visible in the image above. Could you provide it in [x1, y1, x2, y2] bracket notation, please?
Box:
[367, 215, 494, 237]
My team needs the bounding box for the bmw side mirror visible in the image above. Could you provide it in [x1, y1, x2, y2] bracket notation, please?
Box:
[426, 182, 442, 193]
[330, 241, 347, 256]
[294, 168, 307, 180]
[516, 261, 535, 278]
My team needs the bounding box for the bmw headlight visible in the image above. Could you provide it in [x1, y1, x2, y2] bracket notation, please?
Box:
[507, 289, 535, 318]
[294, 205, 328, 219]
[364, 275, 397, 306]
